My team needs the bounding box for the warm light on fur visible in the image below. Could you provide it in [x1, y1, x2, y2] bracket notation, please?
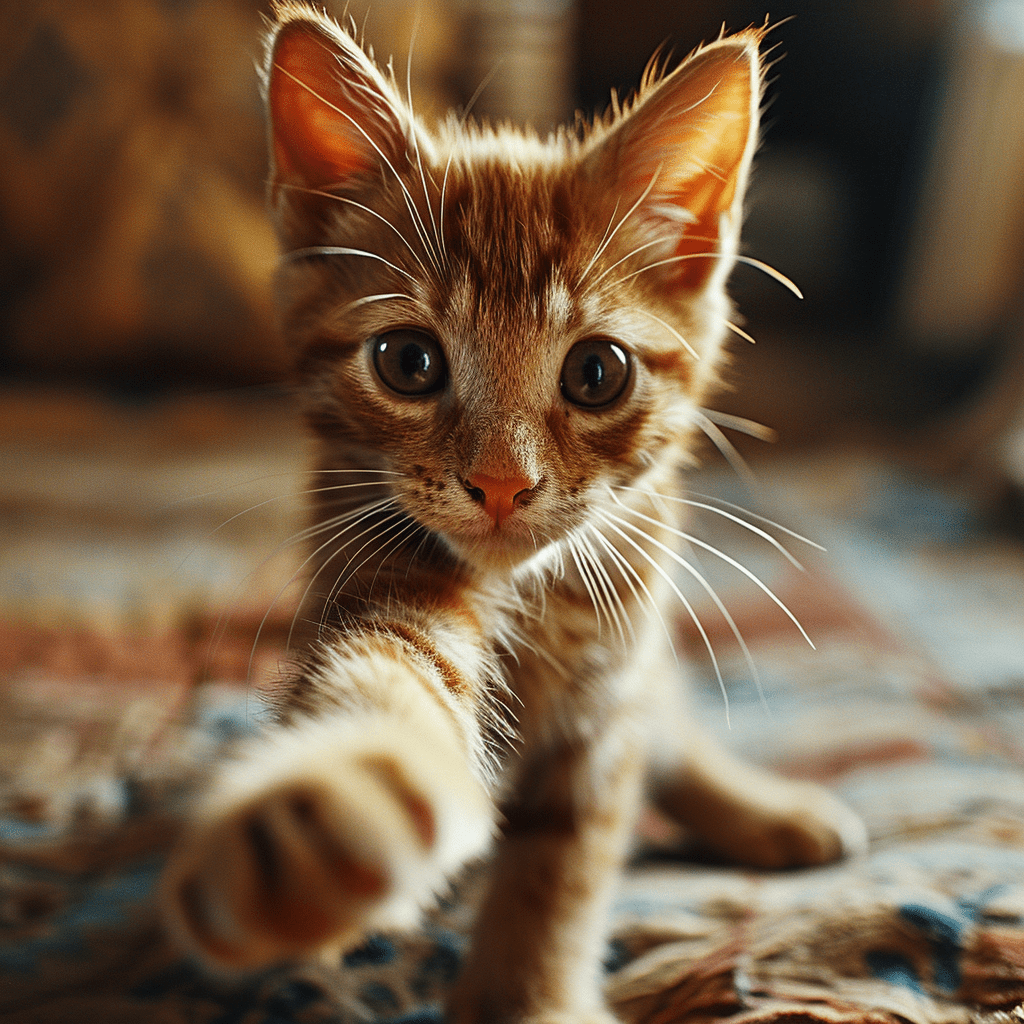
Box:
[161, 6, 865, 1020]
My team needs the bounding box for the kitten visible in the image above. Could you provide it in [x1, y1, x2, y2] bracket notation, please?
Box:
[161, 5, 865, 1021]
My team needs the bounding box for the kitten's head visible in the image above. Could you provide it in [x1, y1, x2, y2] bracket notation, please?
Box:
[264, 3, 763, 569]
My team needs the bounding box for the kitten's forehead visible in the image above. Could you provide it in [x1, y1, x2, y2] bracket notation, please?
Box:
[434, 155, 588, 342]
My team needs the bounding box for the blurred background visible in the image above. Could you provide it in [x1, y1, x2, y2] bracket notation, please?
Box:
[2, 11, 1024, 1001]
[1, 0, 1023, 491]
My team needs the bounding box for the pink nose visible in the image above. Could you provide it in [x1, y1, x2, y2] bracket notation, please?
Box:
[463, 473, 534, 527]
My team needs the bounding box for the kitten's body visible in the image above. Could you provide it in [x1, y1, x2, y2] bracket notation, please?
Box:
[162, 7, 864, 1021]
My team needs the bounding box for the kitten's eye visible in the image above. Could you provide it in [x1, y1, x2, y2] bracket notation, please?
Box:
[560, 338, 631, 409]
[371, 330, 447, 396]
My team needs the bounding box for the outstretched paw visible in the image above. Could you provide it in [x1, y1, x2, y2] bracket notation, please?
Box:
[161, 715, 492, 970]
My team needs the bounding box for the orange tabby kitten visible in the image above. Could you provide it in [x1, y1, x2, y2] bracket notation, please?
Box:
[161, 5, 865, 1021]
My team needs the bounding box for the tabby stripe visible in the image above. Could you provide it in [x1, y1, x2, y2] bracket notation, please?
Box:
[378, 620, 472, 698]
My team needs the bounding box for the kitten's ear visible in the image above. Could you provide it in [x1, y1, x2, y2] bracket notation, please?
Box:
[588, 31, 763, 291]
[264, 6, 409, 236]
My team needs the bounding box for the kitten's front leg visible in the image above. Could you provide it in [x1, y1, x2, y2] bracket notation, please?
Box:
[448, 722, 643, 1024]
[161, 638, 494, 970]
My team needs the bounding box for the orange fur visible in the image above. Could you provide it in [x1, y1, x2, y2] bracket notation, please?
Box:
[161, 7, 864, 1021]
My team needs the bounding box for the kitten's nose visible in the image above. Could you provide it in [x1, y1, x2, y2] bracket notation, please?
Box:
[463, 473, 535, 527]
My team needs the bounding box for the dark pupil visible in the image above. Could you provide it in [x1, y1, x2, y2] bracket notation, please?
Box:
[582, 354, 604, 391]
[399, 343, 429, 380]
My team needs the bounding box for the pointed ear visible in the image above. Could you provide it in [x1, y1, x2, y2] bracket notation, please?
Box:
[589, 31, 763, 291]
[264, 7, 409, 224]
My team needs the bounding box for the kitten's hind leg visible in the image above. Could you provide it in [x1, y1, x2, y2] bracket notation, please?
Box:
[651, 723, 867, 870]
[161, 710, 493, 970]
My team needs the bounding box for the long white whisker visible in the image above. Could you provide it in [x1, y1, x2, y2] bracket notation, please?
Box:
[595, 511, 731, 726]
[605, 497, 815, 649]
[459, 60, 503, 124]
[289, 498, 394, 547]
[566, 536, 605, 640]
[582, 527, 638, 645]
[164, 466, 401, 510]
[203, 493, 391, 679]
[615, 484, 825, 553]
[699, 409, 777, 443]
[609, 251, 804, 297]
[589, 524, 679, 665]
[278, 186, 430, 277]
[438, 148, 455, 263]
[404, 14, 443, 271]
[342, 292, 417, 313]
[724, 319, 758, 345]
[300, 505, 408, 645]
[272, 500, 400, 658]
[579, 198, 621, 284]
[282, 246, 417, 282]
[365, 517, 425, 602]
[272, 63, 440, 277]
[169, 479, 387, 578]
[577, 531, 631, 646]
[603, 501, 764, 705]
[579, 168, 662, 287]
[588, 237, 670, 291]
[637, 308, 699, 360]
[614, 489, 802, 571]
[691, 409, 760, 495]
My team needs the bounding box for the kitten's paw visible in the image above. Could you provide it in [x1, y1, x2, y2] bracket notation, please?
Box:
[683, 773, 867, 870]
[448, 1000, 621, 1024]
[161, 715, 492, 970]
[659, 739, 867, 870]
[720, 777, 867, 869]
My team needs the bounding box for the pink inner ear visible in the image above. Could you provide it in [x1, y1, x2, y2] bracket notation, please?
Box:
[269, 23, 379, 189]
[620, 38, 758, 289]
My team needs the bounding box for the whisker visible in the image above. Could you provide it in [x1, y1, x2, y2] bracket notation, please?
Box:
[271, 62, 440, 278]
[614, 484, 824, 554]
[297, 504, 408, 646]
[609, 251, 804, 298]
[636, 308, 699, 360]
[404, 15, 444, 271]
[581, 198, 621, 284]
[613, 490, 802, 571]
[699, 409, 777, 443]
[459, 60, 503, 125]
[603, 498, 764, 705]
[342, 292, 418, 313]
[262, 498, 400, 663]
[605, 496, 815, 649]
[579, 167, 663, 288]
[587, 236, 669, 291]
[595, 510, 731, 726]
[566, 536, 605, 640]
[691, 409, 760, 495]
[578, 531, 631, 647]
[281, 245, 417, 282]
[278, 185, 430, 278]
[582, 527, 637, 646]
[164, 466, 400, 511]
[724, 319, 758, 345]
[438, 148, 455, 264]
[365, 517, 424, 602]
[201, 492, 392, 678]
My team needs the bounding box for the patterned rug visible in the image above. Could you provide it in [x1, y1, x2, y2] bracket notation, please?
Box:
[2, 387, 1024, 1024]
